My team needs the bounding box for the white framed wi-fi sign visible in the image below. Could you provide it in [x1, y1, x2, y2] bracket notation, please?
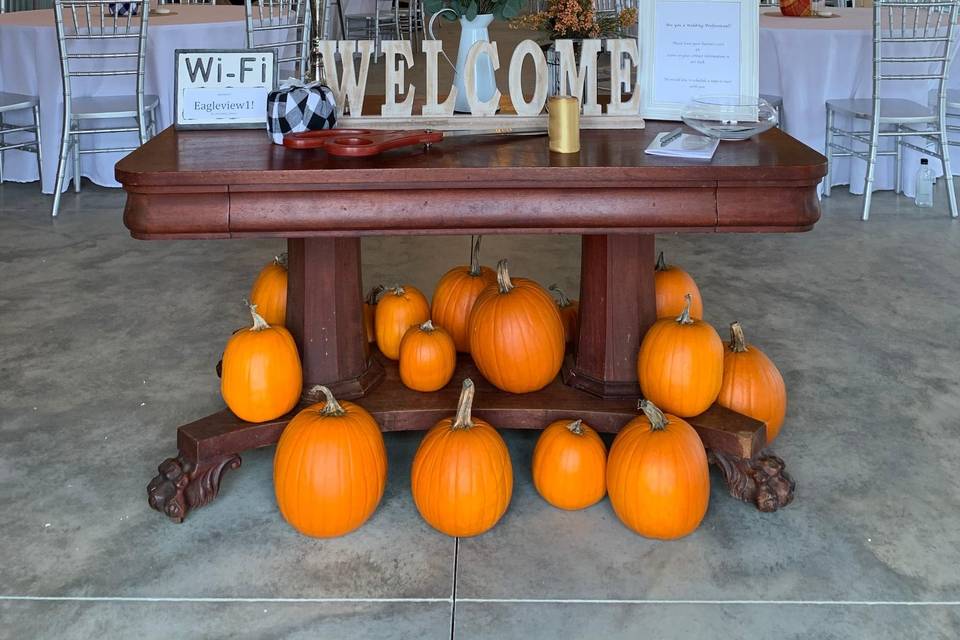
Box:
[174, 49, 277, 129]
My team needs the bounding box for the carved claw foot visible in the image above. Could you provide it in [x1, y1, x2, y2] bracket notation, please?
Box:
[147, 453, 242, 523]
[708, 450, 795, 512]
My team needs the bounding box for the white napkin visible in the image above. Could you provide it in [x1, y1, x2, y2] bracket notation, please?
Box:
[644, 132, 719, 160]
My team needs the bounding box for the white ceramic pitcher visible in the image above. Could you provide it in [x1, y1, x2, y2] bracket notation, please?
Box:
[428, 11, 498, 113]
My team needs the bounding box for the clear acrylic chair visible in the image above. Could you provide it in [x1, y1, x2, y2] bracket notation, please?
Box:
[245, 0, 311, 79]
[0, 93, 43, 185]
[52, 0, 159, 217]
[824, 0, 960, 220]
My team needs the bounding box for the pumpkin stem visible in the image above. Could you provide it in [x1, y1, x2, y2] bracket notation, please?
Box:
[451, 378, 476, 430]
[388, 284, 406, 297]
[496, 259, 514, 294]
[638, 400, 669, 431]
[566, 419, 584, 435]
[246, 301, 270, 331]
[419, 319, 436, 332]
[675, 294, 695, 325]
[468, 235, 484, 277]
[729, 321, 749, 353]
[548, 284, 573, 308]
[365, 284, 385, 305]
[310, 385, 346, 416]
[275, 252, 288, 269]
[655, 251, 667, 272]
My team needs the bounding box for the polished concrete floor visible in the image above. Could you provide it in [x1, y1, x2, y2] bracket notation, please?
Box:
[1, 178, 959, 639]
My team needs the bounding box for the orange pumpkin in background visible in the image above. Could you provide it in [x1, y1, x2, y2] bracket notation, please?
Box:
[399, 320, 457, 392]
[410, 379, 513, 537]
[469, 260, 565, 393]
[548, 284, 579, 344]
[221, 303, 302, 423]
[637, 294, 723, 417]
[779, 0, 812, 16]
[653, 251, 704, 320]
[606, 400, 710, 539]
[375, 284, 430, 360]
[250, 254, 288, 326]
[431, 236, 496, 352]
[363, 285, 385, 344]
[717, 321, 788, 443]
[532, 419, 606, 510]
[273, 385, 387, 538]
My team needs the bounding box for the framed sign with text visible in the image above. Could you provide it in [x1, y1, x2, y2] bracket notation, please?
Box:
[174, 49, 277, 129]
[638, 0, 759, 120]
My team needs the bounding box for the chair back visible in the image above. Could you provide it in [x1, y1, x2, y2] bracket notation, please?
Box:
[245, 0, 311, 80]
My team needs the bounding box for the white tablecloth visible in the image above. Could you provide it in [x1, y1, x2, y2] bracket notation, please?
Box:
[760, 8, 960, 197]
[0, 6, 248, 192]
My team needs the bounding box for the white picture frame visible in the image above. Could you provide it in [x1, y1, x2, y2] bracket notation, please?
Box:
[638, 0, 759, 120]
[174, 49, 277, 129]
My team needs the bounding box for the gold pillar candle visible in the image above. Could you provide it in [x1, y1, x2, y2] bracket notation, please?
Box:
[548, 96, 580, 153]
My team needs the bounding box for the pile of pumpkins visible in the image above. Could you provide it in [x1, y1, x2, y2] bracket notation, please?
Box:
[217, 239, 786, 540]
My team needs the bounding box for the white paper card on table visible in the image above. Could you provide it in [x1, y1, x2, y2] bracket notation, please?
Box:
[174, 49, 277, 129]
[644, 131, 719, 160]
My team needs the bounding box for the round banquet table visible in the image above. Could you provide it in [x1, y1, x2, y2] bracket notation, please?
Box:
[760, 7, 960, 198]
[0, 6, 249, 193]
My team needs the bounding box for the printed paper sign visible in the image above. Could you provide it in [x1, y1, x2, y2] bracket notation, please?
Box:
[175, 49, 277, 129]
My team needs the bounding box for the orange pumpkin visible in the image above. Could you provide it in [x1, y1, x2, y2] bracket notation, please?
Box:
[363, 285, 385, 344]
[718, 321, 787, 443]
[431, 236, 496, 352]
[410, 379, 513, 537]
[221, 303, 302, 423]
[548, 284, 580, 344]
[638, 294, 723, 417]
[532, 419, 606, 510]
[273, 385, 387, 537]
[399, 320, 457, 392]
[250, 254, 288, 326]
[654, 251, 703, 320]
[469, 260, 565, 393]
[779, 0, 812, 16]
[606, 400, 709, 539]
[375, 284, 430, 360]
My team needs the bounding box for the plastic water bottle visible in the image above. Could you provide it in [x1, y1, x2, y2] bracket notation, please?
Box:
[915, 158, 935, 208]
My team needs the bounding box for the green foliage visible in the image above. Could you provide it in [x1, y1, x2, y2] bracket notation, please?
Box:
[424, 0, 524, 22]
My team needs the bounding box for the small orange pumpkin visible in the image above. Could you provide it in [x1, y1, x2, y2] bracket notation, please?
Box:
[469, 260, 565, 393]
[548, 284, 580, 344]
[532, 419, 606, 510]
[399, 320, 457, 392]
[779, 0, 812, 16]
[410, 379, 513, 537]
[654, 251, 704, 320]
[431, 236, 497, 352]
[363, 285, 385, 344]
[606, 400, 709, 539]
[250, 253, 288, 326]
[718, 322, 787, 443]
[375, 284, 430, 360]
[221, 303, 302, 423]
[273, 385, 387, 538]
[638, 294, 723, 417]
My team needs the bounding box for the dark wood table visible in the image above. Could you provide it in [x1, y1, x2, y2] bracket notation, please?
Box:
[116, 123, 826, 523]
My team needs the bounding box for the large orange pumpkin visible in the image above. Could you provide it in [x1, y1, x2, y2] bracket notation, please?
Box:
[654, 251, 703, 320]
[375, 285, 430, 360]
[273, 385, 387, 538]
[410, 379, 513, 537]
[638, 294, 723, 417]
[250, 254, 288, 326]
[469, 260, 565, 393]
[718, 322, 788, 443]
[431, 236, 496, 352]
[399, 320, 457, 392]
[606, 400, 709, 539]
[363, 285, 385, 344]
[548, 284, 580, 344]
[221, 303, 302, 423]
[532, 419, 606, 510]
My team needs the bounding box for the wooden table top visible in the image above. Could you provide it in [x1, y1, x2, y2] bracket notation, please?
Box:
[117, 123, 826, 239]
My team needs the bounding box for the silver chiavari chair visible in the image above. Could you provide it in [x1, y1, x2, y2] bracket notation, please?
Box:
[52, 0, 159, 217]
[343, 0, 402, 58]
[0, 94, 43, 186]
[245, 0, 311, 80]
[824, 0, 960, 220]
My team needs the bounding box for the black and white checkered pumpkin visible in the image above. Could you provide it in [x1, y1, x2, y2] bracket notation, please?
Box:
[266, 82, 337, 145]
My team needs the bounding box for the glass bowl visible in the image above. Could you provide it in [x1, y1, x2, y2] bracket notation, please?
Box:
[680, 96, 778, 141]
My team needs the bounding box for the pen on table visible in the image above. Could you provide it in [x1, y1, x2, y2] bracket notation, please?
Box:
[659, 127, 683, 147]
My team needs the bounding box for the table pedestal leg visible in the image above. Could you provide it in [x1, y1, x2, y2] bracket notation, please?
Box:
[147, 451, 242, 523]
[709, 450, 796, 512]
